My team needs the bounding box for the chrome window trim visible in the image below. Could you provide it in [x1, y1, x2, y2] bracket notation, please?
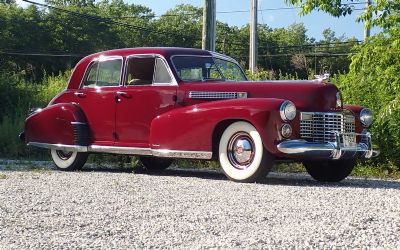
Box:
[123, 54, 177, 87]
[79, 55, 124, 89]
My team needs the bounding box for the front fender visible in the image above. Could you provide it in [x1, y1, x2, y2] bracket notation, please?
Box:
[24, 103, 90, 146]
[149, 98, 285, 154]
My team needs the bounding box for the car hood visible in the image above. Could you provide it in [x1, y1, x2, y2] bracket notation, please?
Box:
[180, 80, 341, 112]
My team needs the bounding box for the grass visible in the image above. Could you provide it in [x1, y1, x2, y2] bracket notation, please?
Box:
[352, 162, 400, 179]
[0, 173, 6, 179]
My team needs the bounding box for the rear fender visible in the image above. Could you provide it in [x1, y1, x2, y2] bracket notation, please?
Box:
[24, 103, 90, 146]
[150, 98, 285, 154]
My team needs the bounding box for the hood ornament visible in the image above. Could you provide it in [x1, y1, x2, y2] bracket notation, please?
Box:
[314, 73, 330, 83]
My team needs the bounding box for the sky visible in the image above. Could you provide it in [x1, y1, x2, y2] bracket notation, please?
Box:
[16, 0, 377, 41]
[127, 0, 374, 41]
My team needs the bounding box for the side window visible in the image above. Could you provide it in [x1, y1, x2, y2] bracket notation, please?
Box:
[97, 60, 122, 87]
[82, 59, 122, 88]
[153, 58, 172, 84]
[83, 62, 98, 88]
[126, 57, 155, 85]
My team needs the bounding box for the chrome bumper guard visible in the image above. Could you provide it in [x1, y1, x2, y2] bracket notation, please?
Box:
[277, 132, 379, 160]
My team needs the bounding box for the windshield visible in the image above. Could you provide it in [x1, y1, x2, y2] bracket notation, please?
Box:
[172, 56, 247, 82]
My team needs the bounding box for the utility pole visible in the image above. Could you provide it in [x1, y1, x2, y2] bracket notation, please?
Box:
[202, 0, 216, 51]
[364, 0, 371, 40]
[249, 0, 258, 73]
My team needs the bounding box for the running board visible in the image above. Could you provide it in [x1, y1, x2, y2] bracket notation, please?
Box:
[27, 142, 212, 160]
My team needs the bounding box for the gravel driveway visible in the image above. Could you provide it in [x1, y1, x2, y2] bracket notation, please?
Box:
[0, 163, 399, 249]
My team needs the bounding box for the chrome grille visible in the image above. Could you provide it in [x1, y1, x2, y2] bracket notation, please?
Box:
[188, 91, 247, 99]
[300, 112, 355, 142]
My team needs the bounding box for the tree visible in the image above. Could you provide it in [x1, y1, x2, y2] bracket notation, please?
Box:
[286, 0, 400, 166]
[285, 0, 400, 32]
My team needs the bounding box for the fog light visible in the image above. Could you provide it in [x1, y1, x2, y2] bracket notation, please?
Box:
[281, 124, 292, 138]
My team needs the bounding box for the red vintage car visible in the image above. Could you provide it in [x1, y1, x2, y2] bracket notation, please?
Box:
[20, 47, 378, 182]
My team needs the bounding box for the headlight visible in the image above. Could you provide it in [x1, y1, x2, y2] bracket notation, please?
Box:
[360, 108, 373, 127]
[281, 124, 292, 138]
[280, 100, 296, 121]
[336, 92, 342, 108]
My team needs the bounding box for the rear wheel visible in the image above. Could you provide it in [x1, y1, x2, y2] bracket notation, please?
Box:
[140, 157, 172, 171]
[303, 160, 356, 182]
[51, 149, 88, 171]
[218, 121, 274, 183]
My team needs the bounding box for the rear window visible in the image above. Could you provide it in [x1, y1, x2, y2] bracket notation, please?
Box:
[82, 58, 122, 88]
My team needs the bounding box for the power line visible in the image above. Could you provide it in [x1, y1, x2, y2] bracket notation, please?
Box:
[0, 51, 85, 57]
[127, 2, 366, 18]
[21, 0, 200, 42]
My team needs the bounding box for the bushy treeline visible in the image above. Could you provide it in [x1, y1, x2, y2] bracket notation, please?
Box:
[0, 71, 70, 158]
[0, 0, 356, 80]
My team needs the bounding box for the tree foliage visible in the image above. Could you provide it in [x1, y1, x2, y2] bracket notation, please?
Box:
[286, 0, 400, 166]
[0, 1, 356, 80]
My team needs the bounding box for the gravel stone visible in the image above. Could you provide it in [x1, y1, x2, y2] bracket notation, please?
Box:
[0, 165, 399, 249]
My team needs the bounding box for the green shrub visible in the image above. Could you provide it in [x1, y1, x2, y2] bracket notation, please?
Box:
[335, 32, 400, 168]
[0, 71, 69, 159]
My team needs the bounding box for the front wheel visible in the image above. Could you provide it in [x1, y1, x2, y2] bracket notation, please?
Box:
[50, 149, 88, 171]
[219, 121, 274, 183]
[303, 160, 356, 182]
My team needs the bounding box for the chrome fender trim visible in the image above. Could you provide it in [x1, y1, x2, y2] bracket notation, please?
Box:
[152, 149, 212, 159]
[27, 142, 213, 160]
[88, 145, 152, 156]
[27, 142, 88, 152]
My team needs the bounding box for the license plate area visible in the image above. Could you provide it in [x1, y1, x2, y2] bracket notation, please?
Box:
[339, 134, 357, 149]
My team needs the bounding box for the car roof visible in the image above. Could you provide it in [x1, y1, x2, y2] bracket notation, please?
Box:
[86, 47, 212, 59]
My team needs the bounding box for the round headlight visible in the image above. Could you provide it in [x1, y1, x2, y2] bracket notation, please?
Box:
[336, 92, 342, 108]
[280, 100, 296, 121]
[360, 108, 373, 127]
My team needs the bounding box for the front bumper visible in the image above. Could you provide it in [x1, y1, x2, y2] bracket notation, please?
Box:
[277, 132, 379, 160]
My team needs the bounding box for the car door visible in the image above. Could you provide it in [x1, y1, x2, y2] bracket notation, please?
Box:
[115, 55, 177, 148]
[73, 57, 123, 146]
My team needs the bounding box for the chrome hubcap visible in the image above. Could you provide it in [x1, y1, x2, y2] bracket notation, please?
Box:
[227, 132, 255, 170]
[56, 150, 73, 161]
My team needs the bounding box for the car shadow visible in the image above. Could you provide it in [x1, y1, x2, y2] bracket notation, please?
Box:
[2, 160, 399, 190]
[132, 167, 400, 191]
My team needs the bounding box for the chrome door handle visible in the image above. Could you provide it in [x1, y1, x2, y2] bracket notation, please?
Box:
[74, 92, 86, 98]
[116, 91, 131, 98]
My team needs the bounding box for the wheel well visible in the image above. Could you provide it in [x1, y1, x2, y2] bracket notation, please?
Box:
[211, 119, 249, 159]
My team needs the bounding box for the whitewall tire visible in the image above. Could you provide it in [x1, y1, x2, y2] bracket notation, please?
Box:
[219, 121, 274, 182]
[51, 149, 88, 171]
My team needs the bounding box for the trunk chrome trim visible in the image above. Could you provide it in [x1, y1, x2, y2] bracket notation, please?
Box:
[27, 142, 212, 159]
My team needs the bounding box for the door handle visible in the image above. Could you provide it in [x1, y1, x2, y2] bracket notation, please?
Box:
[116, 91, 131, 99]
[74, 92, 86, 98]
